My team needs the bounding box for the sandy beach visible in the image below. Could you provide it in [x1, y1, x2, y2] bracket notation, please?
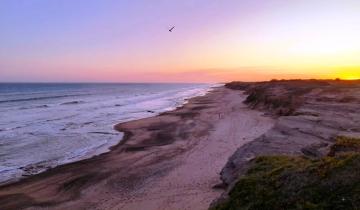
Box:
[2, 1, 359, 209]
[0, 87, 274, 210]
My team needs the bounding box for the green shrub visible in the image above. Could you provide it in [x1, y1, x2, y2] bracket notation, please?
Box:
[212, 151, 360, 210]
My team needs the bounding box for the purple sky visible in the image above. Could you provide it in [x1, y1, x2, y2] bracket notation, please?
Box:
[1, 0, 359, 82]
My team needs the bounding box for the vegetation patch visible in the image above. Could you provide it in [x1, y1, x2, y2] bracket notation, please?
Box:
[225, 79, 360, 116]
[212, 137, 360, 210]
[329, 136, 360, 156]
[226, 80, 332, 116]
[243, 85, 306, 116]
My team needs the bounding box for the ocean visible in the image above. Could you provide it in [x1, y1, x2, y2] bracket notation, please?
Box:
[0, 83, 215, 185]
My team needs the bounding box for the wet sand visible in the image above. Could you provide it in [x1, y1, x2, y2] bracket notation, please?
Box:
[0, 87, 274, 210]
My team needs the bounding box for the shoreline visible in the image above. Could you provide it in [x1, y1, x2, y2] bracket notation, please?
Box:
[0, 84, 215, 187]
[0, 86, 274, 210]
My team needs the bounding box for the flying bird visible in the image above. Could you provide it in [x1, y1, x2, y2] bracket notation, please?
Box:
[169, 26, 175, 32]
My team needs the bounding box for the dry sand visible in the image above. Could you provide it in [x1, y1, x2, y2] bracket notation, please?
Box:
[0, 87, 274, 210]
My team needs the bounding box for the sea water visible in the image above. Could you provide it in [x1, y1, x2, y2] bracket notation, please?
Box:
[0, 83, 215, 185]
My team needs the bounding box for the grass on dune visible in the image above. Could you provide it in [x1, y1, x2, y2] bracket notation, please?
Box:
[212, 136, 360, 210]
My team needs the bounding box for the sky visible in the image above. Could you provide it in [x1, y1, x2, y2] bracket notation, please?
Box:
[0, 0, 359, 82]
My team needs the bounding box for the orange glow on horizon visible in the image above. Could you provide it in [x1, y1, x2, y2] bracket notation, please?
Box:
[1, 1, 360, 83]
[330, 67, 360, 81]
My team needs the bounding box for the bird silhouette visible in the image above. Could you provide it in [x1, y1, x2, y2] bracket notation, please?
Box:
[169, 26, 175, 32]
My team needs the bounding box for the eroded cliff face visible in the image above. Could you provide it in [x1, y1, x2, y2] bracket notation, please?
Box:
[214, 80, 360, 209]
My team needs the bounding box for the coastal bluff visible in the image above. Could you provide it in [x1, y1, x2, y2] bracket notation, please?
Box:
[212, 79, 360, 209]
